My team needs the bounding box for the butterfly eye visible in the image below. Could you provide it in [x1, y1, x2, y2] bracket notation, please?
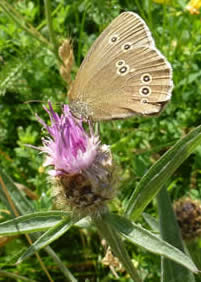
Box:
[117, 65, 130, 76]
[141, 73, 152, 84]
[109, 34, 119, 44]
[122, 42, 132, 51]
[140, 86, 151, 96]
[116, 60, 125, 67]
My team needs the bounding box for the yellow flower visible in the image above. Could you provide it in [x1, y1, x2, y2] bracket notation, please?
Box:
[152, 0, 171, 3]
[186, 0, 201, 14]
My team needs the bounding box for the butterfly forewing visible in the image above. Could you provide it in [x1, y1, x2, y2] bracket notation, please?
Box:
[68, 12, 173, 121]
[81, 12, 154, 68]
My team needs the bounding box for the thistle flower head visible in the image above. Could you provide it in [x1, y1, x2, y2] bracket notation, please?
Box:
[36, 102, 116, 216]
[174, 197, 201, 240]
[37, 102, 99, 176]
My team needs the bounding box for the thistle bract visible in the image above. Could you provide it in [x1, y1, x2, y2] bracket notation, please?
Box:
[37, 102, 116, 215]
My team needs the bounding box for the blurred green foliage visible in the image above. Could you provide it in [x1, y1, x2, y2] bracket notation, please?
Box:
[0, 0, 201, 281]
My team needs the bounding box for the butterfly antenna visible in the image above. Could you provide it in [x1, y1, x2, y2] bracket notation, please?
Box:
[24, 100, 62, 106]
[24, 100, 46, 104]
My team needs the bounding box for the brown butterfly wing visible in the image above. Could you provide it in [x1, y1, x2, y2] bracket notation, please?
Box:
[68, 12, 154, 102]
[68, 12, 173, 121]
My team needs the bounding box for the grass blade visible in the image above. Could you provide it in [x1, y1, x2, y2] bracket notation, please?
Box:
[157, 187, 195, 282]
[125, 125, 201, 219]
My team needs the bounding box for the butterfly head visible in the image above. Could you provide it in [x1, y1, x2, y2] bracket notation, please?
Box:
[69, 100, 92, 122]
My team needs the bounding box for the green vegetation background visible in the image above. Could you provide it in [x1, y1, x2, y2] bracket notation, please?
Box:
[0, 0, 201, 281]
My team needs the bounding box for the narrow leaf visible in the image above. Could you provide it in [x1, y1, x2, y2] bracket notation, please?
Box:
[142, 213, 159, 233]
[125, 125, 201, 219]
[17, 217, 77, 263]
[0, 211, 69, 235]
[105, 213, 199, 273]
[0, 168, 34, 215]
[94, 214, 142, 282]
[157, 187, 195, 282]
[0, 169, 76, 281]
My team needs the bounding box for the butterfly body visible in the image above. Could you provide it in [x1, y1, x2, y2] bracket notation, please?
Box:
[68, 12, 173, 121]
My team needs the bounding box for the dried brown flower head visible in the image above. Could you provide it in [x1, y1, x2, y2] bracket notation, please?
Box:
[59, 39, 74, 84]
[174, 197, 201, 240]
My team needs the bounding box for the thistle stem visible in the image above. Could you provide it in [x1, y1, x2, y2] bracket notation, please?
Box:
[44, 0, 58, 58]
[93, 213, 143, 282]
[45, 246, 77, 282]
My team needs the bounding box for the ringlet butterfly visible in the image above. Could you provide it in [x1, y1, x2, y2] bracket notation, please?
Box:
[68, 11, 173, 121]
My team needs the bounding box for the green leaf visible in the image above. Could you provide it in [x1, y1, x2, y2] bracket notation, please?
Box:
[157, 187, 195, 282]
[0, 58, 24, 96]
[0, 169, 76, 281]
[17, 216, 77, 264]
[0, 211, 69, 235]
[94, 214, 142, 282]
[142, 213, 159, 233]
[0, 168, 34, 215]
[105, 213, 199, 274]
[125, 125, 201, 219]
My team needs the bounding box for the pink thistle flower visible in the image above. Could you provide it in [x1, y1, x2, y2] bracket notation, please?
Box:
[36, 102, 99, 177]
[36, 102, 116, 215]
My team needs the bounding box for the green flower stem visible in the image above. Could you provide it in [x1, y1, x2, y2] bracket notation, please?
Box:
[45, 246, 77, 282]
[77, 11, 86, 66]
[93, 213, 142, 282]
[44, 0, 59, 59]
[186, 240, 201, 282]
[37, 2, 63, 31]
[157, 186, 196, 282]
[0, 270, 36, 282]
